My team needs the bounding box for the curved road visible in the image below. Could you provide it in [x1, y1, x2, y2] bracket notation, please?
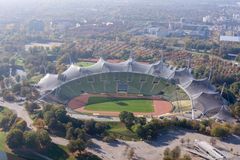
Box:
[0, 98, 69, 146]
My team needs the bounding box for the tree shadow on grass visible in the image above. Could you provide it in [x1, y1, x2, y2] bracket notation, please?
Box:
[39, 143, 69, 160]
[76, 152, 101, 160]
[116, 102, 128, 106]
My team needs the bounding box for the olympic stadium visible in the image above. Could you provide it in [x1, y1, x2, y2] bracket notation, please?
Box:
[37, 57, 233, 121]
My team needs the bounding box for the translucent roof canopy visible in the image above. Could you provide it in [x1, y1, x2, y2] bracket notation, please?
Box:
[37, 57, 229, 120]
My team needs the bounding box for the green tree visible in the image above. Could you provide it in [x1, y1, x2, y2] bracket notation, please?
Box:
[12, 84, 21, 93]
[231, 124, 240, 135]
[119, 111, 135, 129]
[211, 125, 229, 137]
[6, 129, 24, 149]
[12, 119, 27, 131]
[74, 128, 87, 141]
[94, 122, 109, 135]
[230, 82, 240, 96]
[43, 110, 55, 124]
[136, 117, 147, 125]
[163, 147, 171, 158]
[66, 127, 74, 140]
[180, 154, 192, 160]
[67, 139, 87, 154]
[37, 129, 52, 148]
[24, 131, 39, 149]
[55, 107, 68, 123]
[0, 116, 10, 131]
[231, 103, 240, 118]
[25, 102, 39, 113]
[84, 119, 96, 135]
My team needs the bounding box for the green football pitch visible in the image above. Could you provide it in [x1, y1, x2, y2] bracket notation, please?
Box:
[84, 97, 154, 112]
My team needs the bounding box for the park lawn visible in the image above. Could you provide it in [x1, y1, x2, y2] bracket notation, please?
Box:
[15, 58, 25, 67]
[76, 61, 94, 67]
[0, 106, 12, 122]
[0, 132, 7, 151]
[29, 74, 44, 83]
[38, 143, 69, 160]
[85, 97, 154, 112]
[106, 122, 140, 141]
[0, 107, 12, 152]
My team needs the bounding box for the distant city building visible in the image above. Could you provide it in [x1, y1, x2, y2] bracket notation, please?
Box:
[203, 16, 212, 23]
[51, 20, 76, 31]
[220, 35, 240, 42]
[28, 19, 45, 32]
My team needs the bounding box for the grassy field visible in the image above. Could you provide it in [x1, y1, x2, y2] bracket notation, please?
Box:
[29, 74, 44, 83]
[0, 107, 11, 152]
[0, 107, 12, 122]
[107, 122, 140, 141]
[76, 61, 94, 67]
[85, 97, 154, 112]
[0, 132, 7, 151]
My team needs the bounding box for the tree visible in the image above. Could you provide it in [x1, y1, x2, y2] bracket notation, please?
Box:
[230, 82, 240, 96]
[67, 139, 87, 155]
[0, 116, 10, 131]
[84, 119, 96, 135]
[55, 107, 68, 123]
[180, 138, 185, 145]
[33, 119, 45, 129]
[180, 154, 192, 160]
[94, 122, 109, 135]
[136, 117, 146, 125]
[12, 84, 21, 93]
[211, 125, 229, 137]
[127, 148, 135, 160]
[74, 128, 87, 141]
[186, 138, 190, 146]
[6, 129, 24, 149]
[66, 127, 74, 140]
[43, 110, 55, 124]
[12, 119, 27, 131]
[210, 137, 217, 146]
[171, 146, 181, 159]
[25, 102, 39, 113]
[232, 124, 240, 135]
[163, 148, 171, 158]
[119, 111, 135, 129]
[37, 129, 52, 148]
[47, 117, 58, 130]
[231, 103, 240, 118]
[24, 131, 39, 149]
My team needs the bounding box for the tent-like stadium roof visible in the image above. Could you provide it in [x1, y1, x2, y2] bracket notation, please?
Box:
[38, 74, 61, 91]
[212, 106, 235, 122]
[37, 57, 230, 121]
[181, 78, 216, 96]
[192, 92, 223, 114]
[38, 57, 174, 92]
[172, 68, 193, 85]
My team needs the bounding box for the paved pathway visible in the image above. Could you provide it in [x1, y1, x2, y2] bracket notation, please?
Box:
[0, 98, 69, 146]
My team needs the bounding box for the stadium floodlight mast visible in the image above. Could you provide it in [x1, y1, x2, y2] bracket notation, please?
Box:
[191, 97, 194, 120]
[220, 82, 226, 96]
[187, 57, 192, 69]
